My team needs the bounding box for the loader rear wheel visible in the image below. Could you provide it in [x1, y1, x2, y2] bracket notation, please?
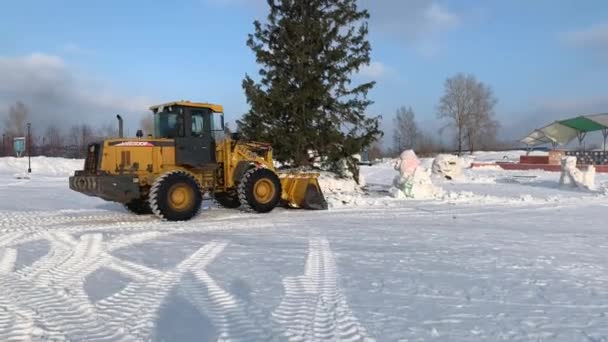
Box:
[214, 192, 241, 209]
[238, 168, 281, 213]
[123, 198, 152, 215]
[149, 171, 202, 221]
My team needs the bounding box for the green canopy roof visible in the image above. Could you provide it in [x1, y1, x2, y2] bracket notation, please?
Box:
[559, 116, 608, 132]
[520, 113, 608, 147]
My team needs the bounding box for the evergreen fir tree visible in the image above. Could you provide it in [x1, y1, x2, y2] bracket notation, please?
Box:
[238, 0, 382, 182]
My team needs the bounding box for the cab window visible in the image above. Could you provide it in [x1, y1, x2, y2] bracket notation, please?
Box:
[191, 110, 211, 137]
[155, 111, 184, 138]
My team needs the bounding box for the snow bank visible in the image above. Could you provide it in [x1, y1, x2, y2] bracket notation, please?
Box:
[460, 150, 548, 167]
[0, 157, 82, 177]
[318, 172, 366, 208]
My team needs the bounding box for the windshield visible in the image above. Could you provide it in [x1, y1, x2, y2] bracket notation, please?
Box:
[154, 111, 184, 138]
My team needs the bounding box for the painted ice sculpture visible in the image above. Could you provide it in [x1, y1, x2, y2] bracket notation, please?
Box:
[431, 154, 464, 180]
[559, 156, 596, 191]
[389, 150, 441, 199]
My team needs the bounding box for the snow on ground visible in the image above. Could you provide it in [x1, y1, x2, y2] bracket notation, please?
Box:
[0, 154, 607, 341]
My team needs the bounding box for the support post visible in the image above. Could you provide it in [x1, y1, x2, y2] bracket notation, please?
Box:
[577, 132, 586, 150]
[27, 123, 31, 173]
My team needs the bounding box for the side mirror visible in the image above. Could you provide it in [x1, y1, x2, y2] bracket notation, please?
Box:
[136, 130, 143, 138]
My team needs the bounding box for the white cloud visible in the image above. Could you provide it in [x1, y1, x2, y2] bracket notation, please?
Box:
[61, 43, 94, 56]
[533, 95, 608, 116]
[202, 0, 266, 12]
[502, 95, 608, 140]
[562, 22, 608, 51]
[360, 0, 461, 55]
[424, 3, 460, 29]
[0, 53, 150, 130]
[202, 1, 460, 56]
[359, 61, 390, 78]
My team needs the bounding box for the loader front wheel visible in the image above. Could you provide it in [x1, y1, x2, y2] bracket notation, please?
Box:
[149, 171, 202, 221]
[124, 198, 152, 215]
[238, 168, 281, 213]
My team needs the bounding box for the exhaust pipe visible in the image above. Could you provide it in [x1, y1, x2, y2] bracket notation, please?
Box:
[116, 114, 123, 138]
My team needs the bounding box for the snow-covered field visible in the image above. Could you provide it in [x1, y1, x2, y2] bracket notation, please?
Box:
[1, 153, 607, 341]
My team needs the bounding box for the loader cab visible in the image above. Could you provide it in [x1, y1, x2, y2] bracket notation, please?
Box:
[150, 101, 225, 167]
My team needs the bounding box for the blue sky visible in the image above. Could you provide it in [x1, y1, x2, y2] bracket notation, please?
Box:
[1, 0, 607, 143]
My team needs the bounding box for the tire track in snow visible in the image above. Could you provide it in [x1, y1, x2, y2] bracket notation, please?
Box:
[96, 240, 228, 340]
[106, 258, 164, 282]
[0, 211, 151, 230]
[3, 233, 125, 341]
[180, 268, 277, 341]
[0, 248, 29, 342]
[0, 209, 278, 340]
[0, 232, 22, 248]
[0, 294, 34, 342]
[0, 273, 123, 341]
[15, 231, 169, 287]
[15, 232, 76, 282]
[4, 231, 179, 341]
[0, 208, 270, 235]
[273, 238, 375, 342]
[0, 248, 16, 274]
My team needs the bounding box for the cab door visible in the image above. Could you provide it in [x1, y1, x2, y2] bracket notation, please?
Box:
[175, 109, 214, 166]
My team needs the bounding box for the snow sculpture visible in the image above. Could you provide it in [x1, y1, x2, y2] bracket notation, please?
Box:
[389, 150, 441, 199]
[559, 156, 596, 191]
[431, 154, 464, 180]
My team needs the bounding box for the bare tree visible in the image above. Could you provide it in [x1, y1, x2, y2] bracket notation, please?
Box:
[68, 125, 81, 147]
[393, 106, 419, 152]
[68, 124, 94, 157]
[437, 73, 498, 155]
[415, 131, 441, 157]
[368, 139, 384, 161]
[97, 122, 118, 139]
[464, 80, 499, 152]
[3, 101, 28, 137]
[44, 125, 64, 156]
[140, 115, 154, 136]
[80, 124, 94, 146]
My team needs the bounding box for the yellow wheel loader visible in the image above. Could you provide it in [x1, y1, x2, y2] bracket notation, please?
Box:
[69, 101, 327, 221]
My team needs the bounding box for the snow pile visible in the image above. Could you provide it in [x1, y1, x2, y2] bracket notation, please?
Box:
[431, 154, 464, 180]
[559, 156, 596, 191]
[389, 150, 442, 200]
[0, 157, 83, 177]
[317, 172, 366, 208]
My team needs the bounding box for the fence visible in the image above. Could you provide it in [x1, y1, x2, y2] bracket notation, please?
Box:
[1, 141, 88, 159]
[565, 151, 608, 165]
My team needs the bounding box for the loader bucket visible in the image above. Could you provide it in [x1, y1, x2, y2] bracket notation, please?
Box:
[279, 172, 328, 210]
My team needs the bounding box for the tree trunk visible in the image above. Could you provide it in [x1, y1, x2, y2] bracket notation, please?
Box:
[457, 127, 463, 156]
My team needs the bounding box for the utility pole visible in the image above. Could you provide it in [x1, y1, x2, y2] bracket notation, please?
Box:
[27, 123, 31, 173]
[1, 134, 4, 157]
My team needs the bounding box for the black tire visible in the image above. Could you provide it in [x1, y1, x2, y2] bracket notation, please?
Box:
[149, 171, 203, 221]
[214, 192, 241, 209]
[123, 198, 152, 215]
[238, 168, 282, 213]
